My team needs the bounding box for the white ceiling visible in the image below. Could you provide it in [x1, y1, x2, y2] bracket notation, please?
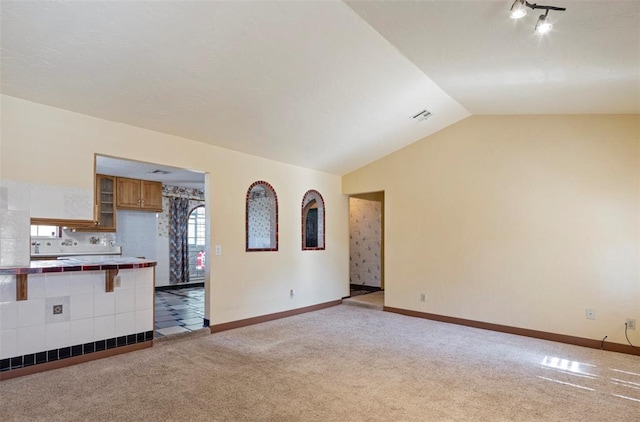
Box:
[346, 0, 640, 114]
[96, 155, 205, 190]
[1, 1, 638, 176]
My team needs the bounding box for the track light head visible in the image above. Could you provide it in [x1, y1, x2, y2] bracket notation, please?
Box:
[535, 13, 553, 34]
[509, 0, 527, 19]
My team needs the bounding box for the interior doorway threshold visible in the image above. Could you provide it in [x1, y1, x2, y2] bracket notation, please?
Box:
[343, 291, 384, 310]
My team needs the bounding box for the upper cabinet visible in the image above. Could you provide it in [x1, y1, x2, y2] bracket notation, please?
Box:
[116, 177, 163, 212]
[95, 174, 117, 231]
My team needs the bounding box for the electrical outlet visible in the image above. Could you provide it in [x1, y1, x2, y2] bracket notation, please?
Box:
[420, 293, 426, 302]
[114, 274, 121, 288]
[290, 289, 295, 298]
[626, 319, 636, 330]
[586, 308, 596, 320]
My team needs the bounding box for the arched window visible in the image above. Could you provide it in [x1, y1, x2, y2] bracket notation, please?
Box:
[246, 181, 278, 251]
[301, 190, 325, 250]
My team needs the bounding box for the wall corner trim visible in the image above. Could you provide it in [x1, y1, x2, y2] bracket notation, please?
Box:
[210, 300, 342, 333]
[383, 306, 640, 357]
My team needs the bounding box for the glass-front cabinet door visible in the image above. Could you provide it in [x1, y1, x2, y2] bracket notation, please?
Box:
[96, 174, 116, 231]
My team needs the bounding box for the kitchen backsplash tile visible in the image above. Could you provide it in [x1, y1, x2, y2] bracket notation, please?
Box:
[93, 315, 115, 340]
[45, 321, 71, 350]
[0, 188, 31, 266]
[27, 274, 46, 299]
[0, 210, 29, 239]
[70, 293, 94, 320]
[0, 329, 18, 359]
[0, 186, 8, 210]
[17, 325, 45, 356]
[70, 318, 93, 345]
[29, 183, 93, 220]
[115, 289, 135, 314]
[45, 273, 71, 298]
[69, 273, 97, 295]
[0, 237, 29, 267]
[0, 275, 16, 302]
[17, 298, 45, 328]
[135, 286, 153, 311]
[135, 309, 153, 333]
[115, 312, 135, 337]
[93, 293, 115, 317]
[45, 296, 70, 324]
[0, 180, 29, 212]
[0, 301, 18, 330]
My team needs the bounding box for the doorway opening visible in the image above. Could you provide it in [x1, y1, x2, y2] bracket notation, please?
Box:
[94, 154, 210, 338]
[348, 191, 384, 309]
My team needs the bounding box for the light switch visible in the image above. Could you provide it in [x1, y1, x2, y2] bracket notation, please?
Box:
[215, 245, 222, 256]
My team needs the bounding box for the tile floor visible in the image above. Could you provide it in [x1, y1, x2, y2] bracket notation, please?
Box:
[154, 285, 206, 338]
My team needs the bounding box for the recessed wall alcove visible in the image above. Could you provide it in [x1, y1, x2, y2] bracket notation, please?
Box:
[301, 189, 325, 250]
[246, 181, 278, 251]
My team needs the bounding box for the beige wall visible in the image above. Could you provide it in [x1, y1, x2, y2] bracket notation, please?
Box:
[1, 95, 349, 324]
[343, 115, 640, 346]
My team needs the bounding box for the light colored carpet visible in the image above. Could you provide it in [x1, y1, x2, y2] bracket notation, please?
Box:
[1, 304, 638, 421]
[343, 291, 384, 310]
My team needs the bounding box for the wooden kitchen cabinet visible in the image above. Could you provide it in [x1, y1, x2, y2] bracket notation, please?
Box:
[94, 174, 117, 231]
[116, 177, 163, 212]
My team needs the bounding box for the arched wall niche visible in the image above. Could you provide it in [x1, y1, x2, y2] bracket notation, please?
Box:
[301, 189, 325, 250]
[246, 181, 278, 252]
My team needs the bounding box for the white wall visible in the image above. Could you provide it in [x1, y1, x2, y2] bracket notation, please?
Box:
[1, 95, 349, 324]
[155, 234, 170, 287]
[344, 114, 640, 347]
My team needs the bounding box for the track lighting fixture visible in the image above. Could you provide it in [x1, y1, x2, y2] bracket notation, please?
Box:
[509, 0, 528, 19]
[535, 11, 553, 34]
[509, 0, 566, 34]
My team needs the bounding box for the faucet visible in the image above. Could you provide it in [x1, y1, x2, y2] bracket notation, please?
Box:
[31, 241, 40, 254]
[61, 239, 73, 246]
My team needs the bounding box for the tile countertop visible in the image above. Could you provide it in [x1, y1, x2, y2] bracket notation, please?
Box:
[0, 257, 157, 275]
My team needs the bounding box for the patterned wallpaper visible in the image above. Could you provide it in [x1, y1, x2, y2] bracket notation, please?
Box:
[248, 194, 275, 249]
[157, 185, 205, 237]
[349, 198, 381, 287]
[162, 185, 204, 200]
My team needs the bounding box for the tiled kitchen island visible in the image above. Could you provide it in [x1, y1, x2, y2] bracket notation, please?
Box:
[0, 257, 156, 380]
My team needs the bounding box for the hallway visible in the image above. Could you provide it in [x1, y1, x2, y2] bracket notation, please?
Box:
[154, 286, 206, 338]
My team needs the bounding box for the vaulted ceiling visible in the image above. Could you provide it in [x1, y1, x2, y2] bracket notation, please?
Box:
[2, 1, 638, 175]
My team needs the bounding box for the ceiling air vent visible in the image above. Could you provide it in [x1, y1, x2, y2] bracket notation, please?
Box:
[149, 170, 171, 175]
[412, 110, 432, 122]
